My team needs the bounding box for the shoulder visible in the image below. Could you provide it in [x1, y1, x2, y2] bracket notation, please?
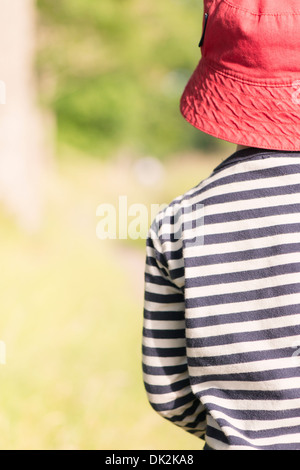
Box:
[148, 174, 213, 253]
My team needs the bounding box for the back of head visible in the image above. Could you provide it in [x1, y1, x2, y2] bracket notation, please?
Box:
[180, 0, 300, 151]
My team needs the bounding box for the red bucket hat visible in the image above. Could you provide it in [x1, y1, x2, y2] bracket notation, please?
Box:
[180, 0, 300, 151]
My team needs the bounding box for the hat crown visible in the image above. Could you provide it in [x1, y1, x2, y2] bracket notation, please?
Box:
[202, 0, 300, 80]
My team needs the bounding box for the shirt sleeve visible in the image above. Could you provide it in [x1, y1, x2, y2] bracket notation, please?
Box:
[142, 216, 207, 439]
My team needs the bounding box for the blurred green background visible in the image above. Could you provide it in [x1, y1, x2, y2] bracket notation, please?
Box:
[0, 0, 234, 449]
[36, 0, 222, 159]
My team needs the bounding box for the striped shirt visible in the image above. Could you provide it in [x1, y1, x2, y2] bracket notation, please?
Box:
[142, 147, 300, 450]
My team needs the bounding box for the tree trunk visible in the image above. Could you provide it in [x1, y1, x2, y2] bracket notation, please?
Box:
[0, 0, 48, 231]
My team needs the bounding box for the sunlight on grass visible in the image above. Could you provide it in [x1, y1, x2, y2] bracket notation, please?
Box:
[0, 149, 223, 449]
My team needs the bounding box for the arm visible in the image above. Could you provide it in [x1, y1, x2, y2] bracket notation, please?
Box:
[142, 218, 207, 438]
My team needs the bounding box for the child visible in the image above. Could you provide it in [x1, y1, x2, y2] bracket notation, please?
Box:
[142, 0, 300, 450]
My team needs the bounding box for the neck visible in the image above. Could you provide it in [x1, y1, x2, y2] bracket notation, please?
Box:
[236, 145, 249, 151]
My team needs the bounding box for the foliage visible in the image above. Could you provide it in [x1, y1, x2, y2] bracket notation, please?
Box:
[36, 0, 220, 159]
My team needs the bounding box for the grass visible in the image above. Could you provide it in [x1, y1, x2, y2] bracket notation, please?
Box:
[0, 146, 229, 449]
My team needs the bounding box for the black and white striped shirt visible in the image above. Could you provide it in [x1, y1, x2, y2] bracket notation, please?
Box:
[142, 147, 300, 450]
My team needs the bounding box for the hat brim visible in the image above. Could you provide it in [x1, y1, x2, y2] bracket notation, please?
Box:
[180, 59, 300, 151]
